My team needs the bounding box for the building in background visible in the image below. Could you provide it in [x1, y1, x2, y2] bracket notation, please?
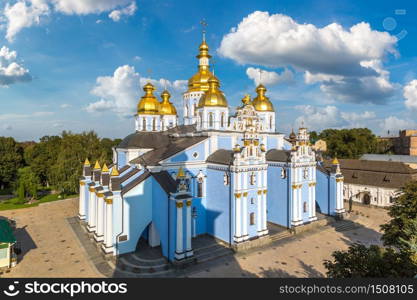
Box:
[325, 159, 417, 207]
[312, 139, 327, 152]
[378, 130, 417, 156]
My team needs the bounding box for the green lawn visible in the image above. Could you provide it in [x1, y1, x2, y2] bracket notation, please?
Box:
[0, 194, 78, 211]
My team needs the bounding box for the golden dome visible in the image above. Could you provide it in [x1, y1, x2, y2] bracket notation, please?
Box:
[197, 75, 228, 108]
[252, 84, 274, 112]
[188, 40, 214, 92]
[159, 90, 177, 115]
[137, 82, 160, 115]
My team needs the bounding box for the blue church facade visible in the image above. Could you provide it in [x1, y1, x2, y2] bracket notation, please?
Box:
[78, 38, 345, 263]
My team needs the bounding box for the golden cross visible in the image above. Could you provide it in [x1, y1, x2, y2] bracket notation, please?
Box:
[200, 19, 208, 40]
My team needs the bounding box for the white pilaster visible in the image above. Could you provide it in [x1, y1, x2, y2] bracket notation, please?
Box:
[175, 201, 184, 260]
[95, 194, 104, 242]
[87, 188, 96, 232]
[185, 200, 193, 257]
[242, 172, 248, 240]
[102, 198, 114, 253]
[78, 182, 86, 220]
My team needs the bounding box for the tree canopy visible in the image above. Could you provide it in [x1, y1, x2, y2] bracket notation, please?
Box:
[0, 131, 120, 195]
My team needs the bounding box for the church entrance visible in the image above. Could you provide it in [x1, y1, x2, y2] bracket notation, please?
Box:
[362, 193, 371, 205]
[134, 222, 163, 260]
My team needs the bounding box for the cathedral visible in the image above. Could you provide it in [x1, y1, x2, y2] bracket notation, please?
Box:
[78, 37, 345, 262]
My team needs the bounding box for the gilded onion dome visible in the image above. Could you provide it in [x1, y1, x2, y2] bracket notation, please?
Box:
[252, 84, 274, 112]
[159, 90, 177, 115]
[137, 82, 160, 115]
[197, 75, 228, 108]
[188, 40, 214, 92]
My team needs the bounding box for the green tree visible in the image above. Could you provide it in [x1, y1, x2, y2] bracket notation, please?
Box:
[318, 128, 377, 159]
[324, 244, 416, 278]
[16, 167, 39, 200]
[0, 137, 24, 190]
[381, 182, 417, 252]
[309, 131, 319, 144]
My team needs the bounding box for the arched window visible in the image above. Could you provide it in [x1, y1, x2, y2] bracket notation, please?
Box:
[185, 104, 189, 117]
[269, 116, 273, 129]
[161, 120, 165, 131]
[152, 118, 156, 131]
[220, 113, 225, 128]
[209, 112, 214, 128]
[193, 104, 197, 116]
[199, 112, 203, 127]
[142, 118, 147, 131]
[303, 202, 307, 213]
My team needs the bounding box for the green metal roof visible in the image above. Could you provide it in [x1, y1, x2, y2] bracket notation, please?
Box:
[0, 219, 16, 244]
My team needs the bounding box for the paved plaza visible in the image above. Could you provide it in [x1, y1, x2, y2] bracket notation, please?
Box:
[0, 198, 389, 278]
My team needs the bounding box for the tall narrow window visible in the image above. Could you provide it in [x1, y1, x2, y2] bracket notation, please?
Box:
[250, 172, 256, 185]
[152, 118, 156, 131]
[221, 113, 225, 128]
[142, 118, 147, 131]
[194, 104, 197, 116]
[185, 104, 189, 117]
[303, 202, 307, 213]
[250, 213, 255, 225]
[209, 112, 214, 128]
[197, 177, 203, 197]
[269, 116, 273, 129]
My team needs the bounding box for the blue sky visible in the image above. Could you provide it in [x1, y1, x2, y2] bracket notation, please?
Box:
[0, 0, 417, 141]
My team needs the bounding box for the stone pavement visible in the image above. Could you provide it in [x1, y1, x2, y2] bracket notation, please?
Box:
[0, 198, 101, 278]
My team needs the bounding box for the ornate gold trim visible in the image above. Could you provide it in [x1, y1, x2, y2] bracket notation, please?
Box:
[243, 192, 248, 197]
[257, 190, 262, 195]
[336, 178, 344, 183]
[235, 193, 241, 198]
[309, 182, 316, 187]
[89, 187, 95, 192]
[105, 198, 113, 204]
[80, 181, 86, 186]
[186, 200, 192, 206]
[263, 189, 267, 194]
[96, 192, 104, 198]
[176, 202, 184, 208]
[292, 184, 298, 189]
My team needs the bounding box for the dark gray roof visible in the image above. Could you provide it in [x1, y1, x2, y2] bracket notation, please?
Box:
[361, 154, 417, 164]
[206, 149, 234, 165]
[151, 171, 177, 194]
[130, 136, 208, 166]
[266, 149, 291, 162]
[121, 171, 151, 196]
[118, 165, 130, 174]
[165, 124, 197, 135]
[324, 159, 417, 189]
[117, 132, 172, 149]
[120, 168, 140, 183]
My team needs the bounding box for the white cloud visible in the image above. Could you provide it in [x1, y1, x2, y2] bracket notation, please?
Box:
[108, 1, 136, 22]
[246, 67, 293, 86]
[2, 0, 136, 41]
[3, 124, 13, 130]
[51, 0, 132, 15]
[218, 11, 398, 104]
[60, 103, 71, 108]
[403, 79, 417, 110]
[295, 105, 377, 131]
[86, 65, 186, 116]
[0, 46, 32, 86]
[380, 116, 417, 134]
[3, 0, 50, 42]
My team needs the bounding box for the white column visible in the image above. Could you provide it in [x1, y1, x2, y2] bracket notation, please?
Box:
[79, 183, 86, 220]
[88, 188, 96, 231]
[292, 185, 298, 222]
[262, 169, 268, 232]
[185, 200, 193, 257]
[312, 185, 316, 217]
[104, 199, 113, 251]
[95, 194, 104, 241]
[242, 173, 248, 239]
[257, 170, 262, 234]
[234, 172, 242, 242]
[175, 201, 184, 260]
[298, 185, 302, 221]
